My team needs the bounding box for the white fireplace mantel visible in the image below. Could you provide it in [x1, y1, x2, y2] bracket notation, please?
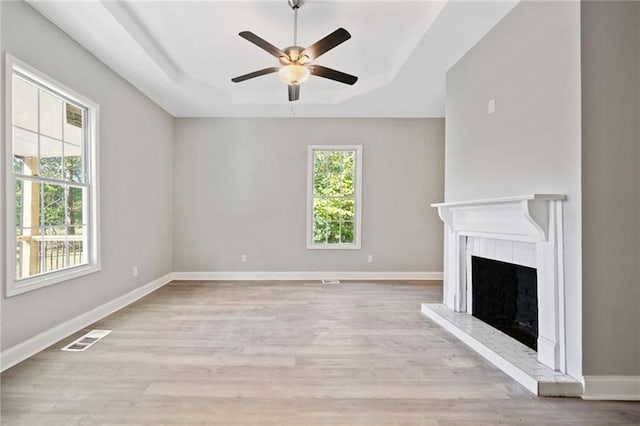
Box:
[432, 194, 566, 242]
[431, 194, 567, 373]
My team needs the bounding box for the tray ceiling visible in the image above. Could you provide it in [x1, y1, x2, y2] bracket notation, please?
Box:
[28, 1, 518, 117]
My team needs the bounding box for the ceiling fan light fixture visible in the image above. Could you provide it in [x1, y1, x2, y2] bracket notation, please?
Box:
[231, 0, 357, 101]
[279, 64, 310, 85]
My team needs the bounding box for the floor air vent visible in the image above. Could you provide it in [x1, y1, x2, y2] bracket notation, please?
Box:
[322, 279, 341, 284]
[62, 329, 111, 352]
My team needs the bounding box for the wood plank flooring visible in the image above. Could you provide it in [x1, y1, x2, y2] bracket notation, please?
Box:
[1, 280, 639, 425]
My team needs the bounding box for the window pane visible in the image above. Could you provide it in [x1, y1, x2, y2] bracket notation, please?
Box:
[341, 221, 354, 244]
[16, 226, 44, 279]
[64, 143, 84, 183]
[327, 221, 341, 244]
[341, 177, 354, 196]
[343, 151, 355, 175]
[68, 186, 85, 225]
[13, 127, 38, 175]
[40, 90, 63, 139]
[68, 225, 86, 267]
[43, 183, 66, 226]
[313, 198, 328, 243]
[43, 227, 66, 272]
[313, 219, 327, 244]
[338, 198, 355, 221]
[313, 198, 328, 221]
[314, 173, 341, 197]
[15, 180, 23, 227]
[328, 199, 346, 221]
[313, 172, 330, 196]
[19, 179, 41, 228]
[314, 150, 328, 174]
[15, 227, 23, 279]
[342, 152, 355, 196]
[327, 174, 342, 196]
[328, 151, 342, 175]
[342, 171, 354, 197]
[12, 76, 38, 131]
[39, 136, 63, 179]
[64, 103, 83, 145]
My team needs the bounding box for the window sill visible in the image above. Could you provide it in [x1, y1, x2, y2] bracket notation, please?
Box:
[307, 243, 362, 250]
[6, 263, 101, 298]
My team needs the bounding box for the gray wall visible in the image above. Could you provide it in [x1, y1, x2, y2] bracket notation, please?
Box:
[444, 1, 583, 378]
[1, 1, 174, 350]
[581, 1, 640, 375]
[173, 118, 444, 272]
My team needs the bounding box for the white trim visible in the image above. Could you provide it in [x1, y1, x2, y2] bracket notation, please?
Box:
[306, 144, 363, 250]
[582, 376, 640, 401]
[172, 271, 443, 281]
[4, 53, 101, 297]
[305, 243, 362, 251]
[0, 272, 174, 373]
[431, 194, 566, 208]
[433, 195, 567, 372]
[9, 264, 101, 296]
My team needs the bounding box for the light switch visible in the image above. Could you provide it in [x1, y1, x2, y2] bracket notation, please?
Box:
[488, 98, 496, 115]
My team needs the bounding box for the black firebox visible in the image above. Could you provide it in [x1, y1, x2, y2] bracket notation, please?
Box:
[471, 256, 538, 350]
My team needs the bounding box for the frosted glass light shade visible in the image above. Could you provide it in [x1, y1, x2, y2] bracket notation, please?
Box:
[279, 65, 310, 85]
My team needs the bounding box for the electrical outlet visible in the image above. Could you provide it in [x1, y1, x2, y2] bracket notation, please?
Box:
[488, 98, 496, 115]
[132, 266, 138, 277]
[241, 254, 247, 263]
[367, 255, 374, 263]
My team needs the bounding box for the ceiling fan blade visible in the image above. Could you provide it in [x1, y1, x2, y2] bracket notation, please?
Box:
[309, 65, 358, 85]
[231, 67, 280, 83]
[302, 28, 351, 61]
[239, 31, 287, 59]
[288, 84, 300, 102]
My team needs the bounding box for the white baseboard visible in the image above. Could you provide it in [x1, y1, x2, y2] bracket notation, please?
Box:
[0, 272, 174, 373]
[582, 376, 640, 401]
[172, 271, 443, 281]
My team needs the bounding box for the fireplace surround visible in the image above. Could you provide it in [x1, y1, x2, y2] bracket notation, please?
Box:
[430, 194, 566, 372]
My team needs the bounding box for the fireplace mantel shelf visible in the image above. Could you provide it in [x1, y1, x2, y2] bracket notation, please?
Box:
[431, 194, 566, 208]
[430, 193, 566, 243]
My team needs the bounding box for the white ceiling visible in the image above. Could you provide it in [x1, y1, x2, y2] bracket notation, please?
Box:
[28, 1, 518, 118]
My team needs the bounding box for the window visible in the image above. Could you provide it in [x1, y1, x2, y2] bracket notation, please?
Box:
[5, 55, 100, 296]
[307, 145, 362, 249]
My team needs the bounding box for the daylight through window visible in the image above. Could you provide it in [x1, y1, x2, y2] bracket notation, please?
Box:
[307, 145, 362, 249]
[7, 57, 99, 296]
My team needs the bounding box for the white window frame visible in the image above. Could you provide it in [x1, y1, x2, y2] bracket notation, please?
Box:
[4, 54, 101, 297]
[306, 144, 363, 250]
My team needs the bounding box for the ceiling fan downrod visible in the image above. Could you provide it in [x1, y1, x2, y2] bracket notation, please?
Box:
[289, 0, 304, 46]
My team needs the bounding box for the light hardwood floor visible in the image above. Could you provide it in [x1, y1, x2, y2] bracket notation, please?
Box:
[1, 280, 639, 425]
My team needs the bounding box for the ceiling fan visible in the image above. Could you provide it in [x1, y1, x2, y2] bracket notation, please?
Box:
[231, 0, 358, 102]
